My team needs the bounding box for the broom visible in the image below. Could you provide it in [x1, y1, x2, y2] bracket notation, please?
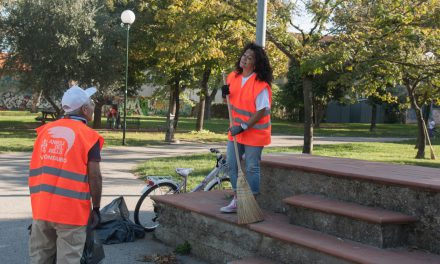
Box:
[422, 120, 436, 160]
[223, 72, 264, 224]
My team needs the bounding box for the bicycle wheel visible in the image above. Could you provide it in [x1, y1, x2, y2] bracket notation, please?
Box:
[134, 182, 178, 232]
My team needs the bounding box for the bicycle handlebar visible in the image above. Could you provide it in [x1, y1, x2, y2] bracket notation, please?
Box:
[210, 148, 220, 153]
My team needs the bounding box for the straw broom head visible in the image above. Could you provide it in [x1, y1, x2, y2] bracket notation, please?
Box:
[236, 170, 264, 224]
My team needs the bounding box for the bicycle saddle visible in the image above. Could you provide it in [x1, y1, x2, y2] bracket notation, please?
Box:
[176, 168, 193, 177]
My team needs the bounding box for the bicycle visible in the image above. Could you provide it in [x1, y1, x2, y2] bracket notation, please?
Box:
[134, 148, 231, 231]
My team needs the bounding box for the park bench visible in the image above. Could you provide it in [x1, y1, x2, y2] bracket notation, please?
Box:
[35, 110, 57, 124]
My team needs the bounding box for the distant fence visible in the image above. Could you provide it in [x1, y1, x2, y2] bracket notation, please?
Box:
[325, 100, 386, 123]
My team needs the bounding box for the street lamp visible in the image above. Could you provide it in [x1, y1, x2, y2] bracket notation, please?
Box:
[121, 10, 135, 145]
[256, 0, 267, 48]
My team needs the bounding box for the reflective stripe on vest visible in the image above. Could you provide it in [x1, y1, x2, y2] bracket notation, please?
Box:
[30, 184, 90, 200]
[29, 166, 88, 183]
[230, 104, 270, 117]
[234, 117, 271, 129]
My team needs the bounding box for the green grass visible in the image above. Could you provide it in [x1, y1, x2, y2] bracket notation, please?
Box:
[135, 140, 440, 190]
[271, 122, 419, 137]
[135, 152, 224, 188]
[0, 110, 418, 136]
[0, 112, 40, 130]
[0, 110, 38, 116]
[269, 140, 440, 168]
[0, 110, 422, 152]
[133, 116, 418, 137]
[0, 130, 37, 152]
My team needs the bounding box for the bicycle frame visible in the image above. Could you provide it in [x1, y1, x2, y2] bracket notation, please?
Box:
[192, 158, 228, 192]
[134, 148, 230, 231]
[140, 149, 228, 194]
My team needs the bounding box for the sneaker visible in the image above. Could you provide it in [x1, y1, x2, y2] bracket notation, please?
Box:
[220, 198, 237, 213]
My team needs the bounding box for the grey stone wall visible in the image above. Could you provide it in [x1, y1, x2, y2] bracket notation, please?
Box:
[154, 203, 354, 264]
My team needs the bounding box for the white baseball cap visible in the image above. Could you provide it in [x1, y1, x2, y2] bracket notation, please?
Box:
[61, 85, 97, 112]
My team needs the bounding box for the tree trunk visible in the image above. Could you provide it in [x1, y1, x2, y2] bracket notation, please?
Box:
[173, 83, 180, 130]
[30, 90, 42, 113]
[313, 102, 325, 129]
[406, 84, 425, 159]
[196, 67, 211, 131]
[93, 100, 104, 129]
[165, 83, 177, 142]
[303, 76, 314, 154]
[370, 104, 377, 132]
[204, 88, 218, 120]
[414, 105, 426, 159]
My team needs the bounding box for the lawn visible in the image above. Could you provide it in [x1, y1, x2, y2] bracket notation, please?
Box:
[127, 116, 419, 138]
[0, 110, 434, 172]
[135, 140, 440, 190]
[0, 110, 420, 152]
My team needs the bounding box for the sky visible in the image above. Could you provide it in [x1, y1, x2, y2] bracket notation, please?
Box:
[289, 1, 315, 32]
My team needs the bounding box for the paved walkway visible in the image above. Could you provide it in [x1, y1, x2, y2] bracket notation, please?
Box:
[0, 135, 409, 263]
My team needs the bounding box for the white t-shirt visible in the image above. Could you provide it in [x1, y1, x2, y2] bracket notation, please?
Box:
[241, 73, 270, 111]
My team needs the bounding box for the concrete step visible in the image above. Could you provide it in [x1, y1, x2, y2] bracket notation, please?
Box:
[227, 257, 277, 264]
[283, 194, 418, 248]
[151, 191, 440, 264]
[258, 154, 440, 255]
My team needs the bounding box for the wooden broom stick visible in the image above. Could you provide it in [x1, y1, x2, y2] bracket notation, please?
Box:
[223, 72, 264, 224]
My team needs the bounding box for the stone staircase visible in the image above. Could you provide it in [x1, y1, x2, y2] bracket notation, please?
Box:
[151, 154, 440, 263]
[284, 194, 418, 248]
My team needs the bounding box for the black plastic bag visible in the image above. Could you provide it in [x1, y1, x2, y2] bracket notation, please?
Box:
[100, 196, 130, 223]
[96, 196, 145, 244]
[97, 219, 145, 244]
[80, 225, 105, 264]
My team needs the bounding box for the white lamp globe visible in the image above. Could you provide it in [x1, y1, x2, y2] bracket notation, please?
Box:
[425, 51, 435, 60]
[121, 10, 135, 25]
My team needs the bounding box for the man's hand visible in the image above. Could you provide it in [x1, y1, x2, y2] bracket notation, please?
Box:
[221, 85, 230, 98]
[90, 207, 101, 229]
[229, 125, 244, 136]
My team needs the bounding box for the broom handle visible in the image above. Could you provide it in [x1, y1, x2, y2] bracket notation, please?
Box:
[226, 96, 244, 175]
[223, 72, 244, 175]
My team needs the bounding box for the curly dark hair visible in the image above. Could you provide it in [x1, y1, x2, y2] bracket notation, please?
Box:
[234, 42, 273, 86]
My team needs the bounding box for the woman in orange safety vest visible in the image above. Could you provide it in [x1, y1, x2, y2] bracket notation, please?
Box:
[220, 43, 273, 214]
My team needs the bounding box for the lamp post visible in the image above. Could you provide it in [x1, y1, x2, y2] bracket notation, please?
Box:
[256, 0, 267, 47]
[121, 10, 135, 145]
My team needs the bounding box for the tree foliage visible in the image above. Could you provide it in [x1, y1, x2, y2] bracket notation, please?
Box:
[332, 0, 440, 158]
[1, 0, 126, 127]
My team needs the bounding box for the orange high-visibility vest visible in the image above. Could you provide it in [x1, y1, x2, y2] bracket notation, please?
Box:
[29, 118, 104, 226]
[227, 72, 272, 146]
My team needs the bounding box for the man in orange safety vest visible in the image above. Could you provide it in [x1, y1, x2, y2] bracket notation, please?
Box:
[28, 84, 104, 264]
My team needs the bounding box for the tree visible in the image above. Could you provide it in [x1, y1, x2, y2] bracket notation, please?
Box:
[130, 0, 244, 139]
[1, 0, 127, 128]
[332, 0, 440, 158]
